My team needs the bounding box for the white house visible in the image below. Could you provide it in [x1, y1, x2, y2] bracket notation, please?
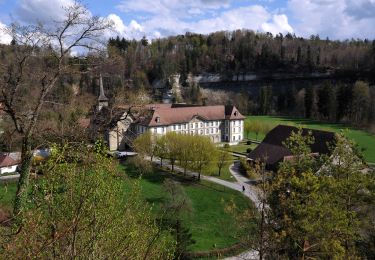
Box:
[0, 154, 19, 175]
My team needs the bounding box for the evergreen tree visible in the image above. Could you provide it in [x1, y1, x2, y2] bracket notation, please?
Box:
[304, 86, 314, 118]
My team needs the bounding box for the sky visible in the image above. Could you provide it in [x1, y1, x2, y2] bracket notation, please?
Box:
[1, 0, 375, 44]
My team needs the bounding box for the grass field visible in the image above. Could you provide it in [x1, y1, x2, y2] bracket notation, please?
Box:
[227, 143, 258, 154]
[121, 163, 255, 252]
[0, 181, 17, 211]
[246, 116, 375, 163]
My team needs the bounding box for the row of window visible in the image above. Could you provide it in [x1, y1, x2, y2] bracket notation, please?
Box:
[172, 121, 221, 131]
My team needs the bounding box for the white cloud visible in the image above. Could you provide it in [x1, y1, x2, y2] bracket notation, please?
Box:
[15, 0, 74, 24]
[113, 4, 293, 39]
[262, 14, 293, 35]
[0, 21, 12, 44]
[107, 14, 144, 40]
[288, 0, 375, 39]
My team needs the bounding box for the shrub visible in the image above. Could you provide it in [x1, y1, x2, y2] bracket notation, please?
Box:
[246, 140, 252, 145]
[246, 148, 252, 153]
[223, 143, 230, 149]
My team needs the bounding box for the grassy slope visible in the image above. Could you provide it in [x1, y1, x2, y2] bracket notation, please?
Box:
[1, 167, 253, 252]
[121, 163, 254, 252]
[0, 181, 17, 211]
[246, 116, 375, 163]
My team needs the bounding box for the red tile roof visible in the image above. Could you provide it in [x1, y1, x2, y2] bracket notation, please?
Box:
[0, 154, 18, 167]
[138, 104, 245, 127]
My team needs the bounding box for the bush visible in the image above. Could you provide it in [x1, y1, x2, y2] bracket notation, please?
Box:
[246, 140, 252, 145]
[239, 158, 258, 179]
[246, 148, 252, 153]
[223, 143, 230, 149]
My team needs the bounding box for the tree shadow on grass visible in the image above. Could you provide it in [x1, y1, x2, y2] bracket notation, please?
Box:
[120, 160, 198, 186]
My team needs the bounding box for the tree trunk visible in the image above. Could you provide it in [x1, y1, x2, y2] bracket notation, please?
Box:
[218, 167, 222, 176]
[13, 137, 33, 217]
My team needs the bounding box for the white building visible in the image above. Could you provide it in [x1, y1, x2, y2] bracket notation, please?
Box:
[91, 77, 245, 151]
[0, 154, 19, 175]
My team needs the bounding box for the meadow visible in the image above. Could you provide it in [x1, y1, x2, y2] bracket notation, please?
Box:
[121, 162, 255, 252]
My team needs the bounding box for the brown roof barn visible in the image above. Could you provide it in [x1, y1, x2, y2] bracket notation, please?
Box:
[248, 125, 335, 171]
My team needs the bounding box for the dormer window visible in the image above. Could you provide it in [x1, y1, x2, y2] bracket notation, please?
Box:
[155, 117, 160, 123]
[234, 111, 238, 116]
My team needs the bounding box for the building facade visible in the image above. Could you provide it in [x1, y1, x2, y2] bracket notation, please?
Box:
[92, 78, 245, 151]
[133, 104, 245, 144]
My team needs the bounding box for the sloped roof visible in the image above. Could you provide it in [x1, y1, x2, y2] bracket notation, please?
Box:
[248, 125, 335, 166]
[0, 154, 18, 167]
[138, 104, 245, 127]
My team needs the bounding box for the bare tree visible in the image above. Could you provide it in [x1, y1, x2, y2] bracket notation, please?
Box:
[0, 1, 113, 218]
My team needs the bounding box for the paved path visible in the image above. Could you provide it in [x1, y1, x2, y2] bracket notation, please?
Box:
[228, 162, 262, 210]
[150, 158, 256, 201]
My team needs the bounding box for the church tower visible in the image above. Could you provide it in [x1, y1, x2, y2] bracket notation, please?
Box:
[98, 74, 108, 111]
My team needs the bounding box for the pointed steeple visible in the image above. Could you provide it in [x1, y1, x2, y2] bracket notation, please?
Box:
[98, 74, 108, 111]
[98, 74, 108, 102]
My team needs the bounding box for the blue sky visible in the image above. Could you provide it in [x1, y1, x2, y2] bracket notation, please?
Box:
[1, 0, 375, 44]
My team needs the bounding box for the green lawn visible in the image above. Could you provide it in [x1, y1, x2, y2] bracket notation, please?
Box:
[228, 143, 258, 154]
[0, 181, 17, 211]
[121, 163, 255, 252]
[246, 116, 375, 163]
[204, 161, 236, 182]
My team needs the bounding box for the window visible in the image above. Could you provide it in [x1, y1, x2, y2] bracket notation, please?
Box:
[190, 123, 194, 129]
[210, 122, 213, 126]
[195, 123, 198, 128]
[178, 125, 181, 130]
[206, 129, 208, 134]
[200, 130, 203, 135]
[155, 117, 160, 123]
[211, 129, 213, 134]
[200, 122, 203, 128]
[173, 125, 176, 130]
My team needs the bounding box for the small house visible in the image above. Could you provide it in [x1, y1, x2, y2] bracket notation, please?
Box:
[0, 154, 19, 175]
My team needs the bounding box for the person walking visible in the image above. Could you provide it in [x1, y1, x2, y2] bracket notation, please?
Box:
[242, 185, 245, 192]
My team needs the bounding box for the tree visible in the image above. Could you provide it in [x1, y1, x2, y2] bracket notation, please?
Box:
[162, 179, 194, 259]
[0, 2, 113, 218]
[249, 120, 264, 141]
[268, 130, 372, 259]
[0, 142, 175, 259]
[304, 86, 315, 118]
[244, 121, 252, 139]
[317, 82, 335, 120]
[165, 132, 180, 172]
[216, 148, 231, 176]
[351, 81, 370, 125]
[155, 135, 168, 167]
[134, 131, 155, 160]
[191, 136, 217, 180]
[259, 86, 272, 115]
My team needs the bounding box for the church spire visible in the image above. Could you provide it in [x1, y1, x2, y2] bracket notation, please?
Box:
[98, 74, 108, 111]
